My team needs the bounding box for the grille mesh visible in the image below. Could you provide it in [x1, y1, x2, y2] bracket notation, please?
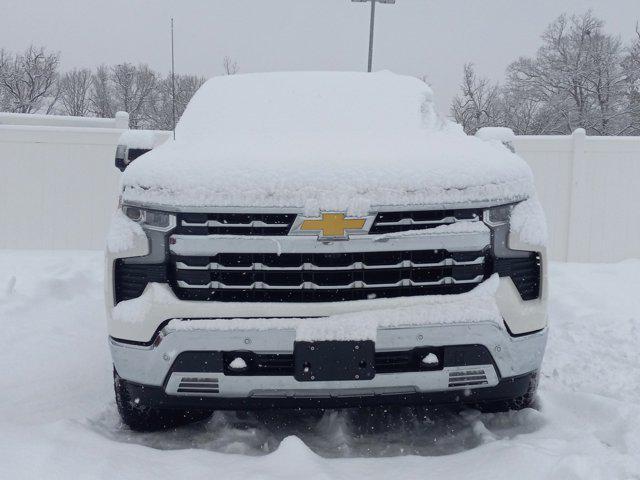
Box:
[171, 250, 489, 303]
[174, 209, 483, 236]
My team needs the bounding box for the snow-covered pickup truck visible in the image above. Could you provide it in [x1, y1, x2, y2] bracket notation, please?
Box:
[106, 71, 548, 431]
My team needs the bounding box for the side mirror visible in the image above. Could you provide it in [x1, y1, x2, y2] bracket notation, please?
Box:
[114, 130, 171, 171]
[115, 144, 152, 171]
[115, 145, 127, 172]
[475, 127, 516, 153]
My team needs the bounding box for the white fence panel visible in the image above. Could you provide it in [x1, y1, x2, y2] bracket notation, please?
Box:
[513, 130, 640, 263]
[0, 115, 127, 250]
[512, 135, 574, 262]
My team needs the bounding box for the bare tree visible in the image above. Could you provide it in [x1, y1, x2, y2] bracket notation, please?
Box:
[0, 46, 60, 113]
[222, 56, 239, 75]
[622, 23, 640, 134]
[0, 49, 10, 111]
[504, 12, 631, 135]
[451, 63, 501, 134]
[109, 63, 158, 128]
[58, 68, 92, 116]
[145, 73, 206, 130]
[89, 65, 115, 118]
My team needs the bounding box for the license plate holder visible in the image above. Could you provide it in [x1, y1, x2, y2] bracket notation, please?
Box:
[294, 340, 375, 382]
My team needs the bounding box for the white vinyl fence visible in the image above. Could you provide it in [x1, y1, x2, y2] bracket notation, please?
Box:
[0, 113, 639, 262]
[0, 112, 128, 250]
[514, 130, 640, 263]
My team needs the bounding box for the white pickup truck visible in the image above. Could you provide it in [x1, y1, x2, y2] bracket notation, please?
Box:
[106, 71, 547, 431]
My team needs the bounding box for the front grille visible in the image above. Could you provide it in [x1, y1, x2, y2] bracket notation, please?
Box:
[369, 209, 482, 234]
[171, 249, 489, 302]
[174, 209, 483, 236]
[175, 213, 297, 236]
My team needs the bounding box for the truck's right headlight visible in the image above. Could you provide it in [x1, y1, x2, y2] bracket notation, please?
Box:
[483, 204, 514, 226]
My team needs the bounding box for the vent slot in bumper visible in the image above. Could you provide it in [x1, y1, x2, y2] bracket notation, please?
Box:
[448, 369, 489, 388]
[493, 253, 541, 300]
[176, 376, 220, 394]
[114, 261, 168, 304]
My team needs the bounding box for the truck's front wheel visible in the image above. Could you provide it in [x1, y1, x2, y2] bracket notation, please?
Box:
[114, 369, 213, 432]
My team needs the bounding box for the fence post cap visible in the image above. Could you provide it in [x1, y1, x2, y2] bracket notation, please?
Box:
[114, 111, 129, 129]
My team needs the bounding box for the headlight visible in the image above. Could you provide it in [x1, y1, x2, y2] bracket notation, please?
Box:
[483, 203, 514, 226]
[483, 201, 542, 301]
[122, 205, 175, 231]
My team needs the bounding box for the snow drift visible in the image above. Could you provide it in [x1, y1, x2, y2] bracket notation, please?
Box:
[121, 71, 535, 212]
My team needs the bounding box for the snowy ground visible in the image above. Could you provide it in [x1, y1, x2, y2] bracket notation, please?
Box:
[0, 250, 639, 479]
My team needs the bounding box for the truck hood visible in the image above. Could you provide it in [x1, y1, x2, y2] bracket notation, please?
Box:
[121, 71, 534, 213]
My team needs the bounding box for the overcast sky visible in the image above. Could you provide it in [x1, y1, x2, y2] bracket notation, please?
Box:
[2, 0, 639, 112]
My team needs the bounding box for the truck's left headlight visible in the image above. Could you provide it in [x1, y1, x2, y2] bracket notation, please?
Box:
[483, 201, 542, 302]
[122, 205, 175, 232]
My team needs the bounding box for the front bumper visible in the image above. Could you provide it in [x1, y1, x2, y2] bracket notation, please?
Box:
[110, 322, 547, 404]
[118, 371, 538, 410]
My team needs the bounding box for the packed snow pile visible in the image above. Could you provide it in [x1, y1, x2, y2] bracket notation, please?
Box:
[106, 210, 145, 254]
[1, 250, 640, 479]
[121, 71, 535, 212]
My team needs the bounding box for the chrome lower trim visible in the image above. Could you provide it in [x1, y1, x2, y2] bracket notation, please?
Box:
[175, 256, 485, 272]
[170, 230, 491, 256]
[176, 275, 485, 290]
[110, 323, 548, 388]
[163, 365, 499, 397]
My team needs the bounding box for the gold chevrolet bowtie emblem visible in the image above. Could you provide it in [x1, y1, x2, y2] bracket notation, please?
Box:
[299, 213, 367, 238]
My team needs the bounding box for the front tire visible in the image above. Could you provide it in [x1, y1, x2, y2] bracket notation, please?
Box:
[114, 369, 213, 432]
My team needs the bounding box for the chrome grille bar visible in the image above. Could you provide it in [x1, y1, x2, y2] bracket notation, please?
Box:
[375, 215, 479, 227]
[175, 256, 485, 272]
[170, 230, 490, 256]
[176, 275, 484, 290]
[182, 220, 289, 228]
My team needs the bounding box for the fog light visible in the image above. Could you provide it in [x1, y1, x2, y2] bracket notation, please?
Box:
[422, 353, 439, 366]
[125, 206, 142, 221]
[229, 357, 248, 371]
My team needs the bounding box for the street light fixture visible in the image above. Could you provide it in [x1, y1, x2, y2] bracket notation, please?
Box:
[351, 0, 396, 73]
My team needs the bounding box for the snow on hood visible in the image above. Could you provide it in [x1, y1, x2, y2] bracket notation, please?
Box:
[121, 71, 534, 213]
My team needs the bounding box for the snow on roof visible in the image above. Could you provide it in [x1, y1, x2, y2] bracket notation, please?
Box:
[121, 71, 534, 211]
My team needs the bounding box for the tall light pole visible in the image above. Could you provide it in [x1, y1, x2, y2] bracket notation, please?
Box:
[351, 0, 396, 72]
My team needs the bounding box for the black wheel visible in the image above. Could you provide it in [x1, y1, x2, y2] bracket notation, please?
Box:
[114, 369, 213, 432]
[475, 372, 539, 413]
